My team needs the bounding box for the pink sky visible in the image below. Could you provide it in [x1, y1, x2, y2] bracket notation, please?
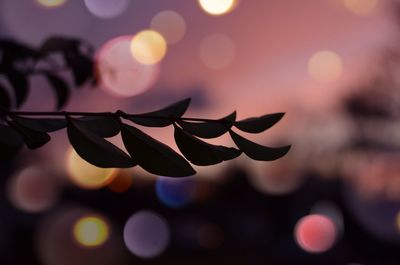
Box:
[1, 0, 397, 172]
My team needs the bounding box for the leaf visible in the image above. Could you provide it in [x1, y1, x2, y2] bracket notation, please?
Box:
[0, 82, 11, 110]
[212, 145, 242, 160]
[178, 111, 236, 139]
[45, 73, 70, 109]
[67, 118, 135, 168]
[6, 68, 29, 108]
[0, 124, 24, 159]
[11, 116, 67, 132]
[229, 130, 290, 161]
[64, 51, 93, 86]
[39, 37, 80, 55]
[126, 98, 191, 127]
[234, 113, 285, 134]
[174, 124, 241, 166]
[9, 120, 50, 149]
[0, 40, 36, 65]
[75, 116, 120, 138]
[174, 124, 223, 166]
[121, 123, 196, 177]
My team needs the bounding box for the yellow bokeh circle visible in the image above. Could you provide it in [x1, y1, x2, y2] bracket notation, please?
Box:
[130, 30, 167, 65]
[73, 216, 110, 248]
[36, 0, 66, 8]
[198, 0, 237, 16]
[66, 148, 117, 190]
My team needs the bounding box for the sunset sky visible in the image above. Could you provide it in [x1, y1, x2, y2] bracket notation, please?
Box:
[1, 1, 400, 263]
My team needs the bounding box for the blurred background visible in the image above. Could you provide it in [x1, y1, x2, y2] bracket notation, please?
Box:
[1, 0, 400, 264]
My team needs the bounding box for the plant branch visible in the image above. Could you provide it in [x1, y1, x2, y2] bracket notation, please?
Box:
[0, 110, 229, 123]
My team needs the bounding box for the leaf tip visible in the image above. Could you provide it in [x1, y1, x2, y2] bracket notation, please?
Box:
[182, 97, 191, 107]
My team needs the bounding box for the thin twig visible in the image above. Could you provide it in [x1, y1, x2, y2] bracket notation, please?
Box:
[0, 111, 229, 123]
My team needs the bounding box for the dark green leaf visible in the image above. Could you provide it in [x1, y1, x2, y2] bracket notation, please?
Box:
[121, 123, 196, 177]
[6, 68, 29, 108]
[234, 113, 285, 133]
[9, 120, 50, 149]
[45, 73, 70, 109]
[0, 124, 24, 159]
[67, 118, 135, 168]
[11, 116, 67, 132]
[126, 98, 191, 127]
[229, 130, 290, 161]
[76, 116, 120, 138]
[178, 111, 236, 139]
[0, 82, 11, 110]
[174, 124, 241, 166]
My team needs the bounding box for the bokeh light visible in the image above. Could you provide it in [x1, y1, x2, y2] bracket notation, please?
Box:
[96, 35, 160, 97]
[36, 207, 127, 265]
[130, 30, 168, 65]
[123, 210, 170, 258]
[199, 34, 236, 70]
[198, 0, 237, 16]
[156, 177, 196, 208]
[73, 215, 110, 248]
[248, 157, 304, 195]
[150, 10, 186, 45]
[66, 147, 117, 189]
[343, 0, 378, 16]
[308, 50, 343, 83]
[108, 171, 133, 193]
[36, 0, 66, 9]
[7, 167, 59, 213]
[83, 0, 129, 19]
[294, 214, 337, 253]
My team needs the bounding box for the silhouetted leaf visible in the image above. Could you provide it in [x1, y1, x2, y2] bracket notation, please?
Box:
[234, 113, 285, 133]
[174, 124, 241, 166]
[0, 82, 11, 110]
[0, 124, 24, 159]
[9, 120, 50, 149]
[126, 98, 191, 127]
[178, 111, 236, 139]
[76, 116, 120, 138]
[39, 37, 80, 55]
[11, 116, 67, 132]
[67, 118, 135, 168]
[121, 123, 196, 177]
[0, 40, 36, 66]
[212, 145, 242, 160]
[64, 51, 93, 86]
[45, 73, 70, 109]
[5, 68, 29, 108]
[174, 124, 223, 166]
[229, 130, 290, 161]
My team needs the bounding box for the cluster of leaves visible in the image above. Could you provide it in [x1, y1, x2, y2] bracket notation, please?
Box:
[0, 37, 95, 110]
[0, 36, 289, 177]
[0, 98, 290, 177]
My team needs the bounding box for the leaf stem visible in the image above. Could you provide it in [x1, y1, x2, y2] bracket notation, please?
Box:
[0, 111, 229, 124]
